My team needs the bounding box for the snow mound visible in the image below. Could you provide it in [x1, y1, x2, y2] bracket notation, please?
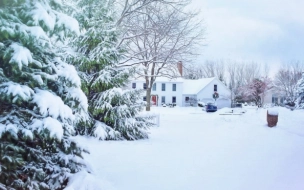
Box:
[65, 170, 115, 190]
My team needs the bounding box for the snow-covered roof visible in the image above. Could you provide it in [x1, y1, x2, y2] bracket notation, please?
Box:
[131, 76, 217, 94]
[183, 77, 215, 94]
[132, 76, 184, 83]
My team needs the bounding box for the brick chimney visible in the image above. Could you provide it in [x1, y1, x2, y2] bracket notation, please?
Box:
[177, 61, 183, 77]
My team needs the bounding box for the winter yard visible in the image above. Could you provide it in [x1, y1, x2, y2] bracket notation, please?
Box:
[75, 106, 304, 190]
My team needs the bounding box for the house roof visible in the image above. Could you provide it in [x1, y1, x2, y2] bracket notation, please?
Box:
[132, 76, 184, 83]
[183, 77, 215, 94]
[131, 76, 218, 95]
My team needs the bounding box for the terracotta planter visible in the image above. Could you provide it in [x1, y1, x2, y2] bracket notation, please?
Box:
[267, 111, 278, 127]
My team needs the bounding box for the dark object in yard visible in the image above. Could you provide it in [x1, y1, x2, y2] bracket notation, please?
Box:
[232, 103, 242, 108]
[267, 111, 278, 127]
[168, 103, 176, 108]
[285, 102, 295, 107]
[206, 103, 217, 112]
[285, 102, 295, 110]
[198, 102, 205, 107]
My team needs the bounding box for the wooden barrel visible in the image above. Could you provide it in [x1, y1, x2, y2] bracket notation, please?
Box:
[267, 111, 278, 127]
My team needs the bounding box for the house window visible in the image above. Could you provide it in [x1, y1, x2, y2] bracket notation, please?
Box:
[132, 83, 136, 89]
[152, 83, 156, 91]
[143, 96, 146, 101]
[214, 84, 217, 92]
[162, 83, 166, 91]
[161, 96, 166, 103]
[143, 83, 147, 90]
[185, 97, 189, 102]
[172, 84, 176, 91]
[172, 96, 176, 103]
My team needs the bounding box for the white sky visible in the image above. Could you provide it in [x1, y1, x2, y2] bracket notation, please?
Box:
[189, 0, 304, 67]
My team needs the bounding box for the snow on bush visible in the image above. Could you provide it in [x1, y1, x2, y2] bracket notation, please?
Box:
[30, 117, 63, 140]
[32, 89, 74, 120]
[29, 1, 56, 30]
[55, 58, 82, 87]
[0, 82, 34, 102]
[8, 43, 32, 69]
[65, 87, 89, 110]
[93, 121, 118, 140]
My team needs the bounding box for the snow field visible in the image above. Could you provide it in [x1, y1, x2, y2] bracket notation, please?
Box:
[76, 106, 304, 190]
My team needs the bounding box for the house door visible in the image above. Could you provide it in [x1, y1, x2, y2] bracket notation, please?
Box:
[151, 95, 157, 106]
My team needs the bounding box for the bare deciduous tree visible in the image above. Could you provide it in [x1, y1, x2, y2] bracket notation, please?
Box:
[240, 77, 273, 106]
[183, 60, 226, 83]
[114, 0, 190, 26]
[226, 61, 262, 104]
[243, 62, 261, 85]
[227, 61, 242, 104]
[119, 1, 205, 111]
[273, 62, 304, 104]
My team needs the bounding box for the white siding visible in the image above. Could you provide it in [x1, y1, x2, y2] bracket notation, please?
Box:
[129, 78, 231, 108]
[151, 81, 183, 106]
[196, 78, 231, 108]
[263, 89, 274, 104]
[128, 80, 183, 107]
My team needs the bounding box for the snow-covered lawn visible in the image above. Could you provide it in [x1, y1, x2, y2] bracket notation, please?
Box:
[76, 106, 304, 190]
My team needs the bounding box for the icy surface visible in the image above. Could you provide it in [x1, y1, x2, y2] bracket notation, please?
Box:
[76, 106, 304, 190]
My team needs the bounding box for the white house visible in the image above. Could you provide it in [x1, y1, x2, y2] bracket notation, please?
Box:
[129, 77, 184, 107]
[129, 77, 231, 108]
[183, 77, 231, 108]
[263, 89, 286, 105]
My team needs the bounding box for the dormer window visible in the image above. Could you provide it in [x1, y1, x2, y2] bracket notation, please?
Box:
[214, 84, 217, 92]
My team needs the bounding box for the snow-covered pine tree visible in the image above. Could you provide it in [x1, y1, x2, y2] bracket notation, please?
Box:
[0, 0, 89, 189]
[73, 0, 153, 140]
[297, 72, 304, 108]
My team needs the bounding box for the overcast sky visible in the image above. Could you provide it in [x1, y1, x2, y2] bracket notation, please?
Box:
[190, 0, 304, 67]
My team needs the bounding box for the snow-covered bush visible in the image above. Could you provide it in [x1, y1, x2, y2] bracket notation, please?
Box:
[72, 0, 153, 140]
[297, 72, 304, 109]
[0, 0, 89, 189]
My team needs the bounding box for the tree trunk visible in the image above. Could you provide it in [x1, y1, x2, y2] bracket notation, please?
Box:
[146, 88, 152, 111]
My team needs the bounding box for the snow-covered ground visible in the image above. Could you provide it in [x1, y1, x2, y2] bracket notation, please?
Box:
[75, 106, 304, 190]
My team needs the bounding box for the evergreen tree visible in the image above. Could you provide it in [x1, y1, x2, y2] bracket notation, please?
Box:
[0, 0, 89, 189]
[73, 0, 153, 140]
[297, 72, 304, 108]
